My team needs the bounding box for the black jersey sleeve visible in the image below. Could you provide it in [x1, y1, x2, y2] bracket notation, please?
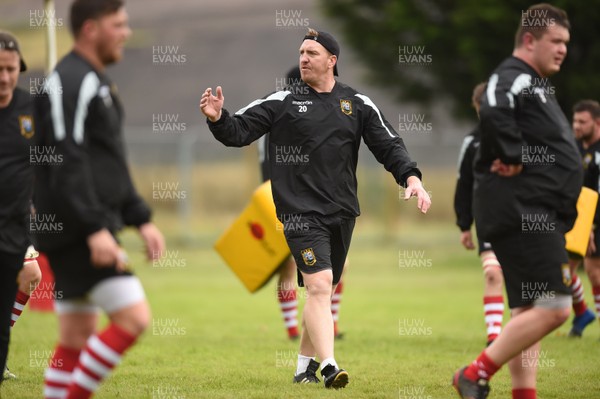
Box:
[208, 91, 289, 147]
[454, 134, 477, 231]
[357, 94, 421, 187]
[120, 171, 152, 227]
[479, 72, 528, 165]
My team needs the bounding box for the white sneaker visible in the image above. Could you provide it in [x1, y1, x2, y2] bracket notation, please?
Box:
[3, 365, 17, 380]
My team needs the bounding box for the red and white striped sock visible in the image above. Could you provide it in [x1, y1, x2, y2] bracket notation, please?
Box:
[483, 296, 504, 343]
[277, 288, 299, 339]
[332, 281, 344, 336]
[593, 286, 600, 320]
[44, 345, 80, 399]
[65, 324, 137, 399]
[570, 274, 589, 316]
[10, 290, 30, 327]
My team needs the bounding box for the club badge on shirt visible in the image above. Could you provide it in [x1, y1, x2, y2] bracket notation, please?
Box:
[301, 248, 316, 266]
[340, 99, 352, 115]
[19, 115, 35, 139]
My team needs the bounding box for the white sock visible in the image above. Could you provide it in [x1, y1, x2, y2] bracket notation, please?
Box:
[296, 354, 315, 376]
[321, 357, 338, 370]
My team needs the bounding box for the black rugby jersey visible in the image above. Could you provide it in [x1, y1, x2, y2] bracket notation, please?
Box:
[208, 81, 422, 217]
[580, 140, 600, 226]
[0, 88, 34, 254]
[474, 56, 582, 240]
[33, 51, 151, 250]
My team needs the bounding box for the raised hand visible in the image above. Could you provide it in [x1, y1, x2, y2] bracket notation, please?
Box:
[199, 86, 224, 122]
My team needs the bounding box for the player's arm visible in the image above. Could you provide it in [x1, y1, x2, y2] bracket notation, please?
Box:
[201, 86, 284, 147]
[454, 135, 476, 232]
[454, 136, 477, 249]
[479, 72, 526, 176]
[120, 171, 164, 261]
[358, 95, 430, 213]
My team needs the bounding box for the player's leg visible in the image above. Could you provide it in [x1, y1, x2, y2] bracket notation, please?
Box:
[301, 270, 335, 368]
[277, 256, 300, 340]
[506, 308, 539, 399]
[568, 257, 595, 337]
[294, 287, 320, 384]
[317, 216, 354, 388]
[455, 303, 569, 398]
[285, 216, 330, 383]
[5, 254, 42, 380]
[331, 258, 348, 339]
[454, 229, 571, 399]
[0, 251, 22, 384]
[11, 255, 42, 328]
[44, 304, 98, 399]
[584, 256, 600, 331]
[64, 276, 149, 399]
[480, 247, 504, 345]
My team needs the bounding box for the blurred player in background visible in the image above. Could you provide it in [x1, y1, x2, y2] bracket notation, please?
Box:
[568, 99, 600, 337]
[257, 66, 347, 341]
[201, 28, 430, 389]
[33, 1, 165, 398]
[454, 4, 581, 399]
[0, 31, 42, 383]
[454, 81, 505, 346]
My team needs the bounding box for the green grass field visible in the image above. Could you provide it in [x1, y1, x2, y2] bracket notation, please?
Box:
[2, 218, 599, 399]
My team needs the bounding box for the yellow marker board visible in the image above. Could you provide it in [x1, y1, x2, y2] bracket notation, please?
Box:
[565, 187, 599, 257]
[214, 181, 291, 293]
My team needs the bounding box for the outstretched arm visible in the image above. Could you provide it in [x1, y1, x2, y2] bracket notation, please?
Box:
[202, 88, 286, 147]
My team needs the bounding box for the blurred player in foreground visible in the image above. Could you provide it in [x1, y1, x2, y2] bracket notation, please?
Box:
[454, 82, 505, 346]
[0, 31, 42, 382]
[33, 1, 164, 398]
[453, 4, 581, 399]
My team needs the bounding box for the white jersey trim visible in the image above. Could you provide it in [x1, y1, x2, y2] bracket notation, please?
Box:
[355, 93, 394, 138]
[235, 91, 290, 116]
[73, 72, 101, 145]
[45, 71, 66, 142]
[457, 135, 475, 176]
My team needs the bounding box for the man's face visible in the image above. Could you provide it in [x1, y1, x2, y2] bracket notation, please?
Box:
[0, 49, 20, 105]
[573, 111, 598, 142]
[298, 39, 335, 84]
[94, 7, 131, 66]
[530, 25, 569, 77]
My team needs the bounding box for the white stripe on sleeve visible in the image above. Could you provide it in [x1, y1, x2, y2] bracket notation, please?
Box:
[486, 74, 499, 107]
[73, 72, 101, 145]
[355, 93, 394, 138]
[235, 91, 290, 115]
[45, 71, 66, 141]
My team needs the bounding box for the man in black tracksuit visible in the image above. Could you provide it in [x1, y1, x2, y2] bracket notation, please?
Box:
[453, 4, 582, 399]
[201, 29, 431, 389]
